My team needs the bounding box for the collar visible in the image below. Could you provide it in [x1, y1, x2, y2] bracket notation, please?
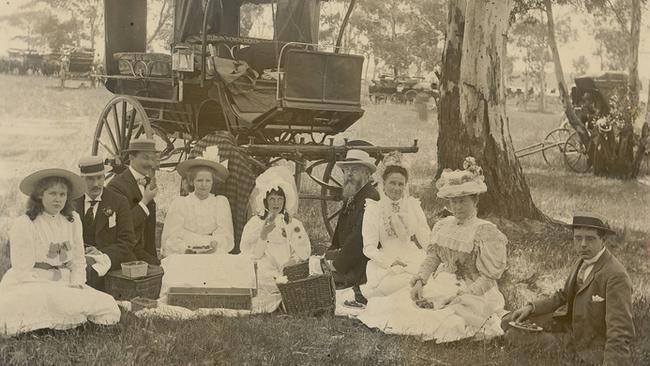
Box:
[583, 246, 606, 265]
[85, 193, 102, 204]
[129, 166, 146, 181]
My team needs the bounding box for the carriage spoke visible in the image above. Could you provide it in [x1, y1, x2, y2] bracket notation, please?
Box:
[102, 117, 119, 153]
[97, 139, 117, 158]
[111, 103, 121, 150]
[327, 207, 342, 222]
[329, 176, 342, 187]
[125, 108, 137, 144]
[121, 101, 128, 144]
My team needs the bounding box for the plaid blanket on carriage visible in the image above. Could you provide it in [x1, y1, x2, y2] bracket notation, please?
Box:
[189, 132, 264, 252]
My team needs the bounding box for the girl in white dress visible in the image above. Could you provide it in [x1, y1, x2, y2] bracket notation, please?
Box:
[0, 169, 121, 337]
[361, 153, 429, 298]
[356, 157, 508, 343]
[161, 146, 234, 257]
[240, 166, 311, 295]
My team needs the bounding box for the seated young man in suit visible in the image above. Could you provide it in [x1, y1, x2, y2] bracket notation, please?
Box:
[107, 139, 160, 265]
[502, 212, 635, 366]
[75, 156, 137, 290]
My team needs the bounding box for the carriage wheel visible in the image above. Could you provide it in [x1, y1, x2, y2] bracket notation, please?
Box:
[92, 96, 153, 176]
[563, 131, 591, 173]
[541, 128, 571, 167]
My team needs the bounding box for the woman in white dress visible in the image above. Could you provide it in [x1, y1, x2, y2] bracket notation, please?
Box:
[161, 146, 234, 257]
[0, 169, 121, 337]
[240, 166, 311, 295]
[356, 157, 508, 343]
[361, 153, 429, 299]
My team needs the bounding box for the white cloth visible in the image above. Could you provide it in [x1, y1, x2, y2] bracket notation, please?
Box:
[0, 213, 121, 337]
[138, 254, 280, 316]
[239, 216, 311, 294]
[362, 196, 429, 297]
[160, 194, 235, 257]
[355, 272, 505, 343]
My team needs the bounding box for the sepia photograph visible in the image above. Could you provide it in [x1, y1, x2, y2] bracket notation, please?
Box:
[0, 0, 648, 365]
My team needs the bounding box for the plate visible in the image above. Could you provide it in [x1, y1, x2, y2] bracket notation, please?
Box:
[509, 321, 543, 332]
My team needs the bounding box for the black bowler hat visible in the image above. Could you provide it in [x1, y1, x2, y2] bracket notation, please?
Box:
[570, 212, 616, 235]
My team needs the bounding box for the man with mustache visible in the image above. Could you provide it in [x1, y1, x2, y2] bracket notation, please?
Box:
[325, 149, 379, 304]
[107, 139, 160, 265]
[74, 156, 137, 290]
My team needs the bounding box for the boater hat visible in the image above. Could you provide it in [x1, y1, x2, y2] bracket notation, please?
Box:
[78, 156, 112, 176]
[436, 156, 488, 198]
[19, 168, 86, 199]
[570, 211, 616, 235]
[126, 138, 160, 153]
[177, 146, 229, 182]
[335, 149, 377, 172]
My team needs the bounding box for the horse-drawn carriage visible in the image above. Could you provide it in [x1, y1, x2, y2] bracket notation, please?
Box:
[369, 74, 437, 104]
[94, 0, 418, 245]
[5, 48, 42, 75]
[515, 71, 629, 173]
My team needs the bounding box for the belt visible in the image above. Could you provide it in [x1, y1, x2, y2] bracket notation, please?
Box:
[33, 261, 72, 281]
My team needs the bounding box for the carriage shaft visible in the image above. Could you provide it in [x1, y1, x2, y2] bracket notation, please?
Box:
[242, 142, 419, 159]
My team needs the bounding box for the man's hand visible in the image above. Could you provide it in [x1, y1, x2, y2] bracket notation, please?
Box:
[141, 184, 158, 205]
[85, 256, 97, 266]
[511, 304, 534, 323]
[85, 246, 102, 256]
[410, 280, 424, 301]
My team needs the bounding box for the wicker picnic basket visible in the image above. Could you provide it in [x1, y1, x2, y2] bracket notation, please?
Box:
[277, 259, 336, 315]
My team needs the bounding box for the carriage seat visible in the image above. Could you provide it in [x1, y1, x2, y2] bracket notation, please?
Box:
[232, 41, 297, 76]
[113, 52, 172, 77]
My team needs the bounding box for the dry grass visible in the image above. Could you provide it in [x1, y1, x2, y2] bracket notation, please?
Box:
[0, 74, 648, 365]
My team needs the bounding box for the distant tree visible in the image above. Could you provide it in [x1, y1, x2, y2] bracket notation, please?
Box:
[241, 3, 268, 37]
[147, 0, 174, 49]
[28, 0, 102, 50]
[509, 7, 573, 112]
[0, 9, 82, 51]
[406, 0, 446, 74]
[572, 55, 590, 75]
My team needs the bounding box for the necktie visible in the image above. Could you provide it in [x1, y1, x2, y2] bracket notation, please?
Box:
[576, 262, 589, 287]
[84, 200, 99, 226]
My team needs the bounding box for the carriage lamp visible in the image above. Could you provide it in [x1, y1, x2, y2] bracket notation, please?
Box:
[172, 45, 194, 72]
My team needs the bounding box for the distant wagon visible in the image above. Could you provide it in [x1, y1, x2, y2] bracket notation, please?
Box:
[94, 0, 418, 244]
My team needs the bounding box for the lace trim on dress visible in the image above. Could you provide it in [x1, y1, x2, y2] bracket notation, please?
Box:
[431, 216, 484, 253]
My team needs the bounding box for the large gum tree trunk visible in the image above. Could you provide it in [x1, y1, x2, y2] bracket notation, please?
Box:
[436, 0, 466, 179]
[437, 0, 544, 220]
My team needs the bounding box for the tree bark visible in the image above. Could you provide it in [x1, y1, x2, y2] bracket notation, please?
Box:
[437, 0, 544, 220]
[543, 0, 589, 146]
[436, 0, 466, 179]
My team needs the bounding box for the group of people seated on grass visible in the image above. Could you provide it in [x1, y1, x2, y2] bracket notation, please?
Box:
[0, 138, 635, 365]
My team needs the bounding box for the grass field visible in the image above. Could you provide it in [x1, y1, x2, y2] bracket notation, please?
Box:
[0, 74, 648, 365]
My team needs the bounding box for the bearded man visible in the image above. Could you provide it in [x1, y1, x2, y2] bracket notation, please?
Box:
[325, 149, 379, 299]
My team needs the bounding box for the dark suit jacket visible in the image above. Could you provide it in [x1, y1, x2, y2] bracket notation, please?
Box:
[74, 189, 137, 270]
[107, 168, 160, 265]
[532, 249, 635, 366]
[326, 183, 380, 285]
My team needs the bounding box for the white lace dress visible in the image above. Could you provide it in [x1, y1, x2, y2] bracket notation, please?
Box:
[356, 215, 508, 343]
[0, 213, 121, 337]
[362, 196, 429, 297]
[161, 194, 235, 257]
[239, 216, 311, 294]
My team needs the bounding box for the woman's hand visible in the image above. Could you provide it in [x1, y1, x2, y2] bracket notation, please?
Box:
[410, 280, 424, 301]
[69, 283, 84, 289]
[390, 259, 408, 268]
[511, 304, 534, 323]
[207, 240, 218, 253]
[260, 214, 277, 240]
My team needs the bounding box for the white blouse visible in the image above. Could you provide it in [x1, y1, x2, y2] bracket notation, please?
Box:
[239, 216, 311, 268]
[6, 212, 86, 286]
[161, 194, 235, 257]
[362, 196, 430, 269]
